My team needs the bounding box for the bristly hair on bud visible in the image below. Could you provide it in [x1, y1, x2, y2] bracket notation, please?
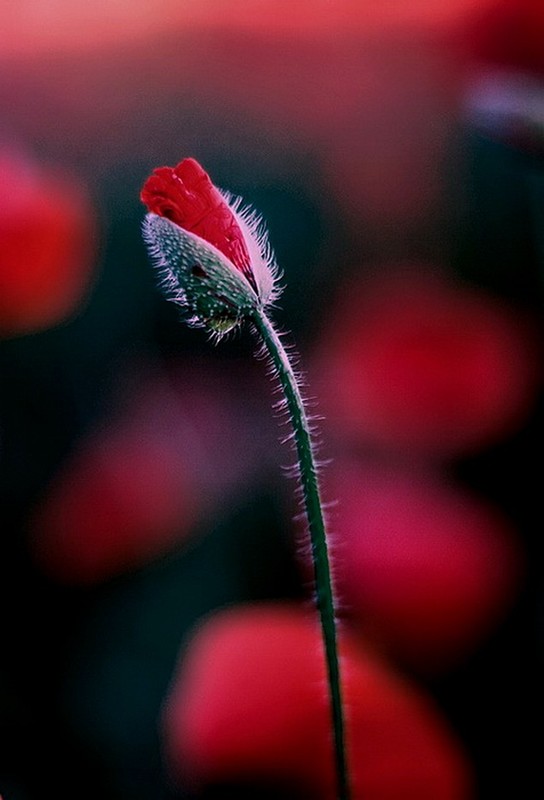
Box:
[141, 158, 281, 338]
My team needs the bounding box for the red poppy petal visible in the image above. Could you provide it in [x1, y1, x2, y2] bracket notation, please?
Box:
[163, 605, 473, 799]
[0, 151, 96, 336]
[141, 158, 253, 283]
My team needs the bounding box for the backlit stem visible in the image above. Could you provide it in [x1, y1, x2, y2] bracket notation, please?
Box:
[252, 307, 350, 800]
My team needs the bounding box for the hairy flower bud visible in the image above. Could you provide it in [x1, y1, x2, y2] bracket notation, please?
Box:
[141, 158, 280, 336]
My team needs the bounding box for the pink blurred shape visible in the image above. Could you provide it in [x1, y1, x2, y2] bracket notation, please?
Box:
[316, 270, 539, 459]
[0, 1, 491, 60]
[30, 361, 272, 584]
[460, 0, 544, 152]
[0, 149, 97, 337]
[163, 604, 473, 798]
[327, 460, 523, 672]
[30, 381, 200, 584]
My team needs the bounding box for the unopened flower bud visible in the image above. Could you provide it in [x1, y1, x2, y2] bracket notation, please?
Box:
[141, 158, 280, 336]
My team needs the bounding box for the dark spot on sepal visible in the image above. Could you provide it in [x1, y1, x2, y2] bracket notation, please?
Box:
[191, 264, 208, 278]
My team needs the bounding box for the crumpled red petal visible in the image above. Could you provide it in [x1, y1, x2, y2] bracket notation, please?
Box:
[141, 158, 253, 284]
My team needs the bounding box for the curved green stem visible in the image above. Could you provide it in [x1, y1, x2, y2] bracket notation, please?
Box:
[252, 308, 350, 800]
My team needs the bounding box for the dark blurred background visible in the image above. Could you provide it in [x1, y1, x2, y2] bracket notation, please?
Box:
[0, 2, 543, 798]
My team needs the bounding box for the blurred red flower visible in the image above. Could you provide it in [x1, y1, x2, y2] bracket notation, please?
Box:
[326, 461, 523, 672]
[30, 383, 199, 584]
[0, 1, 488, 61]
[163, 604, 473, 799]
[466, 0, 544, 76]
[315, 271, 538, 459]
[0, 149, 97, 337]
